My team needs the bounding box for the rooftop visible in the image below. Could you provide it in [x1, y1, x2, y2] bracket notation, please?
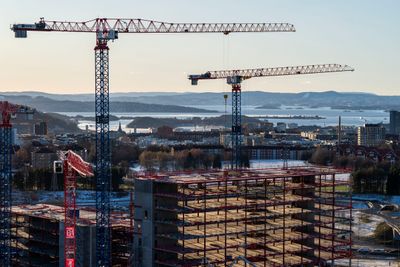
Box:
[12, 204, 130, 227]
[136, 166, 350, 184]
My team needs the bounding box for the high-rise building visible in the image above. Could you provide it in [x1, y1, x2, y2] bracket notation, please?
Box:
[31, 147, 57, 169]
[34, 121, 48, 135]
[390, 110, 400, 135]
[357, 123, 386, 147]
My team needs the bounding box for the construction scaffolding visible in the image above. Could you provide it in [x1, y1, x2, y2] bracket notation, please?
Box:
[133, 167, 352, 267]
[10, 204, 131, 267]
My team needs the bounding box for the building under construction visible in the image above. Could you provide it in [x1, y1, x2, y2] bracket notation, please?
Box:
[133, 167, 352, 267]
[11, 204, 131, 267]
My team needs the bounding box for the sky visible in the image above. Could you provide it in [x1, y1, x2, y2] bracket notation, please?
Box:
[0, 0, 399, 95]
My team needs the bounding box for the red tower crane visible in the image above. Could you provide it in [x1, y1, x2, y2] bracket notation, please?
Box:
[0, 101, 34, 266]
[12, 17, 295, 266]
[56, 150, 93, 267]
[189, 64, 354, 169]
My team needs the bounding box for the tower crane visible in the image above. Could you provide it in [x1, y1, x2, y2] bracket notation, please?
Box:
[55, 150, 93, 267]
[12, 17, 295, 266]
[189, 64, 354, 169]
[0, 101, 34, 267]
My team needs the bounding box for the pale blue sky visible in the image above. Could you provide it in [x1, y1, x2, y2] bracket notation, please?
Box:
[1, 0, 399, 94]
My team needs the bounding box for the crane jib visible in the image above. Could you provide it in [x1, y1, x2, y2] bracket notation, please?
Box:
[10, 16, 299, 267]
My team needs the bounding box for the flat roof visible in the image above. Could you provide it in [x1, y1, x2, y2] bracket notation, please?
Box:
[12, 204, 130, 227]
[135, 166, 350, 184]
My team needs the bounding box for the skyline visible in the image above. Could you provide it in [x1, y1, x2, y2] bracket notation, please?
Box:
[1, 0, 399, 94]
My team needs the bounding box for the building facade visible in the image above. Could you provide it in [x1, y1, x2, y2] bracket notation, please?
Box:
[133, 168, 352, 267]
[357, 123, 386, 147]
[31, 147, 57, 169]
[390, 110, 400, 135]
[34, 121, 48, 136]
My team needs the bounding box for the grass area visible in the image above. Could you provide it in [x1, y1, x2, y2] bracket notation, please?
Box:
[319, 185, 350, 193]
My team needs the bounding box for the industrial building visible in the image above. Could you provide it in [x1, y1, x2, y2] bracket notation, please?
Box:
[11, 204, 131, 267]
[133, 167, 352, 267]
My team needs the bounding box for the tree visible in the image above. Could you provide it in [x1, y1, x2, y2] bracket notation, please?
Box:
[12, 147, 30, 169]
[13, 171, 25, 190]
[333, 156, 350, 168]
[184, 152, 195, 169]
[212, 154, 222, 169]
[139, 151, 157, 171]
[240, 153, 250, 168]
[309, 147, 334, 165]
[386, 165, 400, 195]
[351, 170, 362, 193]
[200, 154, 213, 169]
[112, 144, 139, 165]
[111, 167, 126, 191]
[26, 168, 52, 190]
[157, 152, 171, 171]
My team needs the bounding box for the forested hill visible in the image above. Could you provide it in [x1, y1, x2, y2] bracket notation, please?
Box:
[2, 91, 400, 110]
[0, 95, 217, 113]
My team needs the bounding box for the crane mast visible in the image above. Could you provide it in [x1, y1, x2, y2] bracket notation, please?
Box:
[0, 102, 34, 266]
[56, 150, 93, 267]
[12, 17, 292, 267]
[189, 64, 354, 169]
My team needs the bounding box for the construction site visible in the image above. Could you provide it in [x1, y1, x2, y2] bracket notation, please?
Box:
[11, 204, 131, 267]
[133, 166, 352, 267]
[7, 166, 352, 267]
[0, 14, 355, 267]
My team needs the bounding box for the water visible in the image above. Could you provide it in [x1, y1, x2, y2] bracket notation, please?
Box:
[353, 194, 400, 206]
[57, 105, 388, 131]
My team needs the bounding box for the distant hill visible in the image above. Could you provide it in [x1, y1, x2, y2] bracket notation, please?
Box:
[0, 91, 181, 102]
[127, 115, 262, 128]
[2, 90, 400, 110]
[0, 95, 217, 113]
[14, 111, 80, 134]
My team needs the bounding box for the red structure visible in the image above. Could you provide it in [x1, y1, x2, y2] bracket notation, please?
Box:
[60, 151, 93, 267]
